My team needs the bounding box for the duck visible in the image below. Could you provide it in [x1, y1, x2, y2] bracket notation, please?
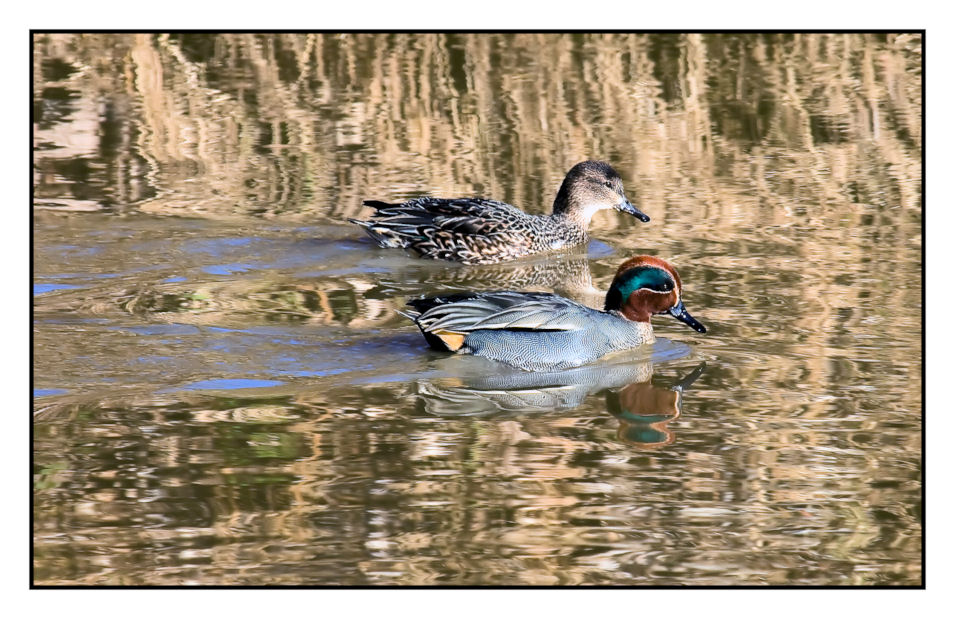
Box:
[401, 255, 706, 371]
[349, 160, 649, 264]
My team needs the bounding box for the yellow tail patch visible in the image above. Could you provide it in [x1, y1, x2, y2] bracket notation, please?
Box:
[434, 329, 466, 351]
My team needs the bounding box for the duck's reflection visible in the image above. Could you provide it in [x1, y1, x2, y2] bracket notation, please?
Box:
[606, 361, 706, 448]
[415, 357, 706, 448]
[366, 253, 604, 306]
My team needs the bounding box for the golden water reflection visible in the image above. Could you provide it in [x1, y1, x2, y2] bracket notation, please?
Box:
[33, 33, 921, 586]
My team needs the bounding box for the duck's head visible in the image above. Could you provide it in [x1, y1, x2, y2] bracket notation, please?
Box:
[552, 160, 650, 225]
[604, 255, 707, 333]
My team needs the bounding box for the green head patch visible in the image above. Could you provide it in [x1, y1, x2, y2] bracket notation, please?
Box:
[604, 266, 675, 311]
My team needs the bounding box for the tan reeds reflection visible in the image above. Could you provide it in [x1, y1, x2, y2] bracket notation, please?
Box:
[32, 33, 923, 585]
[33, 33, 921, 222]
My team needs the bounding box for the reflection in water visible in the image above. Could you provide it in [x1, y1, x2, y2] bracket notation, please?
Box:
[418, 355, 706, 449]
[607, 362, 705, 448]
[33, 33, 922, 586]
[33, 33, 921, 221]
[417, 351, 659, 414]
[366, 252, 603, 305]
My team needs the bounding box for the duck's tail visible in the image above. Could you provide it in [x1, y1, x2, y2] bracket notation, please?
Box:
[362, 200, 397, 210]
[395, 308, 419, 321]
[400, 298, 470, 352]
[349, 200, 427, 248]
[348, 216, 412, 249]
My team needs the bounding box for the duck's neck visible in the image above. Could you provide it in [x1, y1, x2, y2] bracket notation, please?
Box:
[552, 203, 603, 229]
[551, 180, 600, 229]
[607, 311, 656, 346]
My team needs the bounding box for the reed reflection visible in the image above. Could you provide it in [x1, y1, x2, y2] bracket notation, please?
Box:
[33, 32, 922, 586]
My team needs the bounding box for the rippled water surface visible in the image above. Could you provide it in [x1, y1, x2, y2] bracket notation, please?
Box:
[33, 33, 922, 586]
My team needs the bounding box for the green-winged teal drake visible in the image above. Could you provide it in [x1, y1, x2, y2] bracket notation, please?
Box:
[402, 255, 706, 371]
[349, 160, 649, 264]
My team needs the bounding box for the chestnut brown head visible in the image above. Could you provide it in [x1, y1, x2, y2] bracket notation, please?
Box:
[604, 255, 706, 333]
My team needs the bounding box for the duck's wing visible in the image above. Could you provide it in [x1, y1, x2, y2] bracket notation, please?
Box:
[406, 291, 596, 334]
[362, 197, 525, 222]
[349, 198, 535, 263]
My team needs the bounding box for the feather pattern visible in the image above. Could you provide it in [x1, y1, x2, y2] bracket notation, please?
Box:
[401, 256, 705, 371]
[350, 198, 582, 264]
[404, 291, 654, 371]
[349, 161, 649, 264]
[411, 292, 592, 333]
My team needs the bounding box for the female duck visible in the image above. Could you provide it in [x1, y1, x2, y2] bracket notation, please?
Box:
[350, 160, 649, 264]
[403, 255, 706, 371]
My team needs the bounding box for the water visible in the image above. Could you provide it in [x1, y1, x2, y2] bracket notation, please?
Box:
[33, 33, 922, 586]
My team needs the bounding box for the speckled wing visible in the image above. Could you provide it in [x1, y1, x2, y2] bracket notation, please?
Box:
[407, 292, 595, 334]
[350, 198, 536, 264]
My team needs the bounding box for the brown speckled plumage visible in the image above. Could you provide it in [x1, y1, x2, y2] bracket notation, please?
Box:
[349, 161, 648, 264]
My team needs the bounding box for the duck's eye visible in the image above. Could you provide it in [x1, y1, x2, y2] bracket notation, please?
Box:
[604, 181, 614, 189]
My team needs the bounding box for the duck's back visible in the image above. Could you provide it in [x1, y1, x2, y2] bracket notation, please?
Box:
[350, 198, 583, 264]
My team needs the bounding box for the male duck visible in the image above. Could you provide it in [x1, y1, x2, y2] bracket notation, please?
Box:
[349, 160, 649, 264]
[402, 255, 706, 371]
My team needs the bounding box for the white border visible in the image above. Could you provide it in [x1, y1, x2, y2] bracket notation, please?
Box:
[10, 2, 946, 614]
